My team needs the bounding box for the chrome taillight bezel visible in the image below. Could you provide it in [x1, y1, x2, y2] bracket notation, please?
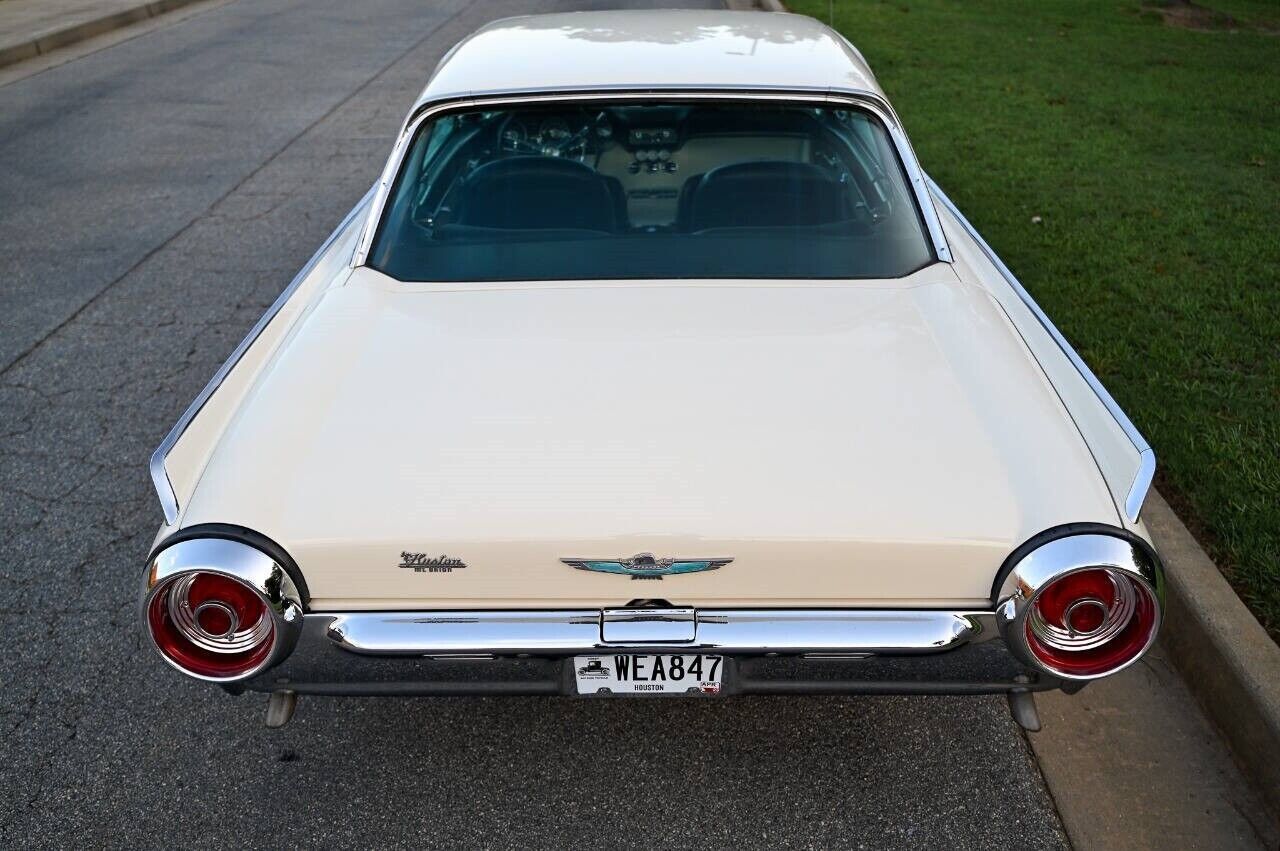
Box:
[142, 537, 304, 683]
[996, 532, 1164, 681]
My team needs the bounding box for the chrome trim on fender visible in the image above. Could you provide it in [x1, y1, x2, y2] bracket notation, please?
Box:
[352, 88, 954, 268]
[148, 187, 377, 524]
[995, 533, 1163, 681]
[925, 176, 1155, 522]
[326, 608, 995, 656]
[143, 538, 305, 682]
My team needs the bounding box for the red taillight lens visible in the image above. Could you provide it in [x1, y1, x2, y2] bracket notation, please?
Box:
[147, 571, 275, 680]
[1024, 567, 1158, 678]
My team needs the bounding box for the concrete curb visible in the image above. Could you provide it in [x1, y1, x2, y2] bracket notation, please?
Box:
[0, 0, 210, 70]
[1144, 490, 1280, 819]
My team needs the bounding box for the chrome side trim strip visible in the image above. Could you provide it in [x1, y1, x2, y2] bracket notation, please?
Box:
[925, 176, 1155, 521]
[352, 87, 953, 268]
[149, 187, 377, 524]
[325, 609, 995, 656]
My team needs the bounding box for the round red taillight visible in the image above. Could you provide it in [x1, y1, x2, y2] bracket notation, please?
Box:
[147, 570, 275, 680]
[1023, 567, 1158, 678]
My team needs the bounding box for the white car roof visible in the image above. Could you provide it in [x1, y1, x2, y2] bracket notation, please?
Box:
[416, 10, 885, 107]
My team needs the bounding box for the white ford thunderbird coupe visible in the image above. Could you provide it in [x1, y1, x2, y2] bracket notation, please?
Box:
[142, 11, 1162, 729]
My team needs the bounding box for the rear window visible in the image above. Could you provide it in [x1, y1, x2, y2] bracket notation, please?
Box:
[368, 101, 935, 281]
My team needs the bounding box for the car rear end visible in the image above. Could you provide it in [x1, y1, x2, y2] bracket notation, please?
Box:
[140, 14, 1165, 726]
[143, 524, 1163, 718]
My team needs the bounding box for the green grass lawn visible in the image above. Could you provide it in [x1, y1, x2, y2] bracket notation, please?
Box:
[787, 0, 1280, 636]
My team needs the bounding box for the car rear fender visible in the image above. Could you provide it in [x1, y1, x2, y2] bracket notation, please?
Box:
[927, 177, 1154, 528]
[150, 187, 376, 529]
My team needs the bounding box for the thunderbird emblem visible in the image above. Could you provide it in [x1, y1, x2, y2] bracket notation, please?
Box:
[561, 553, 732, 580]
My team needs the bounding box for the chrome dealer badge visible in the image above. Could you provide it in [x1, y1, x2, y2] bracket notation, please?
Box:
[399, 553, 467, 573]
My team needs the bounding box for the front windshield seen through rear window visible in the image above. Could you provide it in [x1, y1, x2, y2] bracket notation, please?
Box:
[368, 101, 935, 281]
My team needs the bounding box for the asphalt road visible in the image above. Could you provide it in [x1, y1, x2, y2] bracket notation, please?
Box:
[0, 0, 1066, 846]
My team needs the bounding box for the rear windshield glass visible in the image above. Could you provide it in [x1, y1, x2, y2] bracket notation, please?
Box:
[368, 101, 935, 281]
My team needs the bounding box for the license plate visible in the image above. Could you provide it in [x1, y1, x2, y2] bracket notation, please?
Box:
[574, 654, 723, 695]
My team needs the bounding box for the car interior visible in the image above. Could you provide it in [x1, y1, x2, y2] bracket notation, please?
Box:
[369, 102, 936, 281]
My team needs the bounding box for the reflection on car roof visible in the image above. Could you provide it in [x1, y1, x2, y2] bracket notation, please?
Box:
[417, 10, 884, 107]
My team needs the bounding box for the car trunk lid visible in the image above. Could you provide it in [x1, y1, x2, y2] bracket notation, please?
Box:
[182, 266, 1118, 609]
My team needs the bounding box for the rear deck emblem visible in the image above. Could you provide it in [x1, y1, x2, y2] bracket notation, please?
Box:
[561, 553, 732, 580]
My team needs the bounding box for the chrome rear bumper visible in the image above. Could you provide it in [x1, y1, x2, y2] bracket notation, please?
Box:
[328, 608, 991, 655]
[236, 608, 1071, 697]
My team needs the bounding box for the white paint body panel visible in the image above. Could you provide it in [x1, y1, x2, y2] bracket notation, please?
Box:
[159, 193, 372, 525]
[155, 11, 1154, 610]
[180, 266, 1117, 609]
[934, 197, 1147, 528]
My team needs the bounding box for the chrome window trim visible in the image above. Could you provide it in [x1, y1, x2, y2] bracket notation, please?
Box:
[149, 187, 377, 524]
[325, 608, 995, 656]
[351, 87, 954, 270]
[925, 176, 1156, 522]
